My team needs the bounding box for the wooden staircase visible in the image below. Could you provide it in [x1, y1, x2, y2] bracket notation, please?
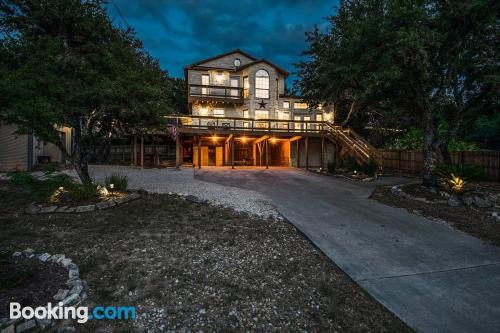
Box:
[323, 123, 383, 166]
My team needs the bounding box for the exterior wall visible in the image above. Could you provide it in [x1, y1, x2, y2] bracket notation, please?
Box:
[290, 138, 335, 168]
[0, 124, 28, 171]
[200, 52, 255, 68]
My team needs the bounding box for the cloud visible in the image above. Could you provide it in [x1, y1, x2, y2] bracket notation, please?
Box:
[108, 0, 338, 81]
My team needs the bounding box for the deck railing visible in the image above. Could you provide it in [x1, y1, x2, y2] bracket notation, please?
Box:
[188, 84, 243, 100]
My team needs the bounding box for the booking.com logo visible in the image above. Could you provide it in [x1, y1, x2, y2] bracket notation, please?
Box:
[10, 302, 136, 323]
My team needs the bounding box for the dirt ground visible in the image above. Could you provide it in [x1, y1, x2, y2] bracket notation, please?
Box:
[371, 183, 500, 246]
[0, 180, 410, 332]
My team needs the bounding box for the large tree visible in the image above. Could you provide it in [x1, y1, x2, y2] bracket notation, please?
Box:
[297, 0, 499, 186]
[0, 0, 173, 183]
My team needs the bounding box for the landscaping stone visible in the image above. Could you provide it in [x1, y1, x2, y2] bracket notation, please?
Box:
[68, 268, 79, 279]
[39, 205, 58, 213]
[54, 289, 69, 301]
[36, 318, 51, 329]
[12, 251, 22, 257]
[473, 195, 493, 208]
[24, 204, 40, 215]
[96, 201, 110, 209]
[462, 194, 474, 207]
[16, 320, 36, 333]
[56, 206, 69, 213]
[447, 195, 462, 207]
[62, 293, 79, 306]
[492, 212, 500, 223]
[60, 258, 72, 268]
[0, 325, 15, 333]
[64, 207, 76, 213]
[439, 191, 450, 199]
[75, 205, 95, 213]
[69, 284, 83, 295]
[37, 253, 51, 262]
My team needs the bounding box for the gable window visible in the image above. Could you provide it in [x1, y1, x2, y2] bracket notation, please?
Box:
[213, 108, 225, 117]
[294, 102, 308, 109]
[255, 69, 270, 99]
[283, 101, 290, 109]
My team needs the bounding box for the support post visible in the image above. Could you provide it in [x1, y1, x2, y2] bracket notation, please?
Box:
[265, 139, 269, 169]
[198, 135, 202, 169]
[133, 135, 137, 166]
[321, 136, 325, 170]
[305, 136, 309, 170]
[175, 133, 180, 169]
[231, 137, 235, 169]
[140, 136, 144, 168]
[296, 139, 300, 168]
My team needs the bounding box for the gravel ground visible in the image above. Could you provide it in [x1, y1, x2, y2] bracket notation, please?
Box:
[83, 165, 281, 220]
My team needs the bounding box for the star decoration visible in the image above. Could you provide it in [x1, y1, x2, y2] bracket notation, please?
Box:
[258, 99, 267, 109]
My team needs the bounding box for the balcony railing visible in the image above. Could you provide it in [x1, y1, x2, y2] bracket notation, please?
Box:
[171, 115, 327, 134]
[188, 84, 243, 100]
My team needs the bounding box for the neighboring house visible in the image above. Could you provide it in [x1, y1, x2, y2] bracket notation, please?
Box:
[176, 49, 379, 168]
[0, 124, 72, 172]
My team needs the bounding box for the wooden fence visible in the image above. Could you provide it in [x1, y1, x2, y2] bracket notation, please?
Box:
[380, 150, 500, 181]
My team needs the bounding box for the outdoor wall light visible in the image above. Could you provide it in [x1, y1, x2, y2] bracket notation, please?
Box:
[212, 135, 218, 142]
[241, 136, 247, 143]
[270, 137, 277, 144]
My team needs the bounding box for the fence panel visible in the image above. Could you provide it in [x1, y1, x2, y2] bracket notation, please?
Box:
[379, 150, 500, 181]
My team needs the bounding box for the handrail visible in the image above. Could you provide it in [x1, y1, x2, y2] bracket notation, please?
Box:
[164, 114, 325, 124]
[189, 83, 243, 90]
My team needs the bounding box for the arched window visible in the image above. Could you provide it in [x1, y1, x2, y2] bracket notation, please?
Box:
[255, 69, 269, 99]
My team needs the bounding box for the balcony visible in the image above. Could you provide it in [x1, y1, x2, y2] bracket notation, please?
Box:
[188, 84, 244, 103]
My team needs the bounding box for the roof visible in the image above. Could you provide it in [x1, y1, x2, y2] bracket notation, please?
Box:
[184, 49, 289, 77]
[185, 49, 257, 68]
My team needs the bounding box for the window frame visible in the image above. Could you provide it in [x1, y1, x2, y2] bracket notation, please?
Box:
[255, 69, 270, 99]
[213, 108, 225, 117]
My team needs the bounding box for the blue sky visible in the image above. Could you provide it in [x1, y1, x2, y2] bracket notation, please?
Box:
[106, 1, 338, 84]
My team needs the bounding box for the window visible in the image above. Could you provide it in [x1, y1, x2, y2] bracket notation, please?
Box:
[255, 69, 269, 99]
[255, 110, 269, 119]
[213, 108, 224, 117]
[283, 101, 290, 109]
[243, 110, 250, 128]
[230, 77, 239, 97]
[243, 76, 249, 98]
[294, 102, 308, 109]
[201, 74, 209, 95]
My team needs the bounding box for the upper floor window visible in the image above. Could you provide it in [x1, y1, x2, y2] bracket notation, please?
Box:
[243, 76, 249, 98]
[283, 101, 290, 109]
[255, 69, 269, 99]
[294, 102, 308, 109]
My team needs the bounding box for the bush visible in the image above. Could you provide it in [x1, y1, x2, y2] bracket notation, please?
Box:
[360, 159, 378, 176]
[435, 164, 487, 182]
[9, 171, 75, 201]
[327, 161, 336, 173]
[105, 172, 128, 192]
[66, 182, 98, 202]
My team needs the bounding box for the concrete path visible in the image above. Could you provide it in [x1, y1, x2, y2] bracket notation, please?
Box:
[194, 167, 500, 333]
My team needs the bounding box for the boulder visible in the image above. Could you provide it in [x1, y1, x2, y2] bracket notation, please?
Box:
[473, 195, 493, 208]
[448, 195, 462, 207]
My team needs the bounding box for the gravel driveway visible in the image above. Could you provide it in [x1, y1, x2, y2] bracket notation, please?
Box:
[87, 165, 281, 220]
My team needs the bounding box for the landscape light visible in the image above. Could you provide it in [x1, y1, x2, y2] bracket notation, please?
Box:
[449, 174, 465, 194]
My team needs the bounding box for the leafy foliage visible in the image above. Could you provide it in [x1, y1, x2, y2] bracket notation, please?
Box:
[66, 182, 99, 202]
[0, 0, 174, 183]
[105, 172, 128, 192]
[435, 164, 487, 182]
[9, 172, 75, 201]
[389, 128, 479, 152]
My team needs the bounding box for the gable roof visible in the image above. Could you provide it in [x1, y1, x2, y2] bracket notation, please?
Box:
[184, 49, 289, 77]
[237, 59, 289, 77]
[186, 49, 257, 68]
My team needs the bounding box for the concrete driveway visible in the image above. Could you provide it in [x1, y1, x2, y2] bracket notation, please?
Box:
[194, 167, 500, 333]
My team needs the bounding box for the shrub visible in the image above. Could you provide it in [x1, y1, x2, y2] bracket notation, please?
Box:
[66, 182, 98, 202]
[105, 172, 128, 192]
[9, 171, 75, 201]
[435, 164, 487, 182]
[327, 160, 336, 173]
[360, 159, 378, 176]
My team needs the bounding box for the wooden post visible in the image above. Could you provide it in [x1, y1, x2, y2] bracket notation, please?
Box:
[198, 135, 202, 169]
[296, 139, 300, 168]
[305, 136, 309, 170]
[175, 133, 180, 169]
[231, 137, 235, 169]
[140, 136, 144, 168]
[265, 139, 269, 169]
[133, 135, 137, 166]
[321, 136, 325, 170]
[130, 136, 134, 166]
[222, 141, 226, 166]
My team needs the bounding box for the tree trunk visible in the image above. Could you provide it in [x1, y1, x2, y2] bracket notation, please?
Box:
[73, 154, 91, 185]
[439, 141, 452, 165]
[422, 108, 438, 187]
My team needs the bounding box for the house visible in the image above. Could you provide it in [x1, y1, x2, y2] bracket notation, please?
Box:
[0, 124, 72, 172]
[174, 49, 379, 168]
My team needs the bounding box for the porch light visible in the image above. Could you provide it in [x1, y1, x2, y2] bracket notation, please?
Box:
[241, 136, 247, 143]
[212, 135, 218, 142]
[270, 137, 277, 144]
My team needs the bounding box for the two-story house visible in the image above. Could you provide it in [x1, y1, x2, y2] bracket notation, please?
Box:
[173, 49, 379, 169]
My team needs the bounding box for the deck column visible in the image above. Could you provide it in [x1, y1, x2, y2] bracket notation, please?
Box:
[175, 133, 180, 169]
[296, 139, 300, 168]
[305, 136, 309, 170]
[265, 139, 269, 169]
[197, 135, 202, 169]
[140, 136, 144, 168]
[231, 137, 235, 169]
[321, 136, 325, 170]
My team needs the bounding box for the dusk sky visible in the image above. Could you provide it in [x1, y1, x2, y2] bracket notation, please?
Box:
[106, 1, 338, 84]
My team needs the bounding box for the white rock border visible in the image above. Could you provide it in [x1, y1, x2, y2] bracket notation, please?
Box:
[25, 192, 140, 215]
[0, 249, 87, 332]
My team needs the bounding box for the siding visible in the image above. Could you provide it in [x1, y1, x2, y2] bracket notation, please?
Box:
[0, 124, 28, 171]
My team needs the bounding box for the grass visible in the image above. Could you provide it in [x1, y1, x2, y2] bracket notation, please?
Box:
[0, 180, 411, 332]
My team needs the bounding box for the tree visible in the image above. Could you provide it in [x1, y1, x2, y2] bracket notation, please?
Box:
[0, 0, 174, 183]
[297, 0, 499, 186]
